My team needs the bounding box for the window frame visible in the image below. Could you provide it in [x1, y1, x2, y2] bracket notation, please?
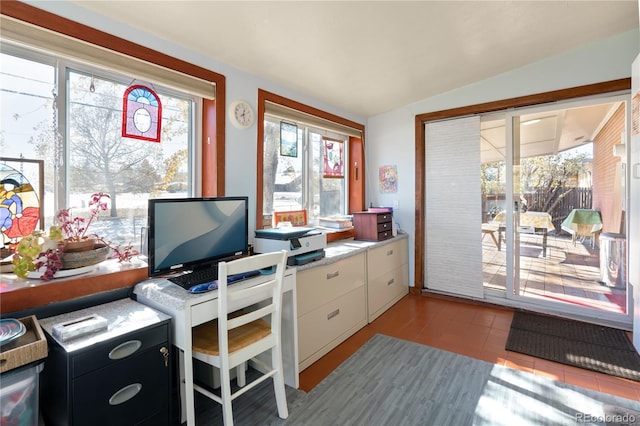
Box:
[1, 1, 226, 198]
[0, 2, 226, 314]
[256, 89, 365, 230]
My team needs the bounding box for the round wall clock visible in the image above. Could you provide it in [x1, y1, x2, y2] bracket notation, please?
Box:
[229, 100, 254, 129]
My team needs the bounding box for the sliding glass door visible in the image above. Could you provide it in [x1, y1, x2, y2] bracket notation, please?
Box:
[480, 94, 631, 325]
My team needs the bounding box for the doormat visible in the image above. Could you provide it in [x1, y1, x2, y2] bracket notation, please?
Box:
[505, 311, 640, 381]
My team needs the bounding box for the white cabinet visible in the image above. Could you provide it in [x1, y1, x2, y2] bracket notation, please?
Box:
[296, 235, 409, 371]
[366, 238, 409, 322]
[297, 252, 366, 371]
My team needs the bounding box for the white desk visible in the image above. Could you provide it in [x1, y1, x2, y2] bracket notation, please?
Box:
[133, 270, 298, 425]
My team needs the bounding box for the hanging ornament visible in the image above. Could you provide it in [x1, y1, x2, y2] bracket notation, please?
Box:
[122, 84, 162, 142]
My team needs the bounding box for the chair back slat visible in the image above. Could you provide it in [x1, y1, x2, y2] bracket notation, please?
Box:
[227, 305, 274, 330]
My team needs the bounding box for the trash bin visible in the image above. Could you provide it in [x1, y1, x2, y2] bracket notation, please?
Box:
[599, 232, 626, 288]
[0, 362, 44, 426]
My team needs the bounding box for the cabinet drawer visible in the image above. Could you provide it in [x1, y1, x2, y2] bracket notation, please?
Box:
[367, 239, 408, 279]
[73, 344, 169, 426]
[298, 285, 366, 363]
[72, 324, 168, 377]
[368, 265, 409, 320]
[376, 221, 392, 233]
[376, 230, 393, 241]
[374, 213, 392, 223]
[297, 252, 365, 316]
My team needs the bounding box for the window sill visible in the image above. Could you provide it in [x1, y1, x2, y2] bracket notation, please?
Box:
[0, 258, 148, 314]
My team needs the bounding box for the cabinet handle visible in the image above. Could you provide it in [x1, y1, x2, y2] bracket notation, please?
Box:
[386, 249, 394, 256]
[109, 383, 142, 406]
[387, 278, 395, 286]
[109, 340, 142, 360]
[326, 271, 340, 280]
[327, 309, 340, 320]
[160, 346, 169, 367]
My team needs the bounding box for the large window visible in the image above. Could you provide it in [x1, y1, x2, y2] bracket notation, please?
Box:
[263, 115, 347, 226]
[1, 47, 196, 250]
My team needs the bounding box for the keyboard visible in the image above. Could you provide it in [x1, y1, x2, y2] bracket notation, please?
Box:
[168, 268, 262, 292]
[168, 268, 219, 290]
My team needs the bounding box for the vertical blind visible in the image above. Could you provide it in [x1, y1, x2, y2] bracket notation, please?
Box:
[425, 116, 484, 298]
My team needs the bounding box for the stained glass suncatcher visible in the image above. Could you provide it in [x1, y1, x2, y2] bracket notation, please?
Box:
[323, 138, 344, 178]
[122, 85, 162, 142]
[0, 163, 40, 246]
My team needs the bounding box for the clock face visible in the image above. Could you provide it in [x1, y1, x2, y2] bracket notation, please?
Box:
[229, 100, 254, 129]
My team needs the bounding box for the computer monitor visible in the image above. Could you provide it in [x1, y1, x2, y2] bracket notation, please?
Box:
[147, 196, 249, 277]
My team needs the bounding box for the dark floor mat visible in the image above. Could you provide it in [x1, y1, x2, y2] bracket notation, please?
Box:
[506, 311, 640, 381]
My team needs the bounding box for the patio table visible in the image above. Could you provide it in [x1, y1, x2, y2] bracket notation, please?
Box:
[560, 209, 602, 248]
[492, 211, 555, 257]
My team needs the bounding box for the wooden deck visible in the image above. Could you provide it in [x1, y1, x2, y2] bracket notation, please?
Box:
[482, 232, 627, 314]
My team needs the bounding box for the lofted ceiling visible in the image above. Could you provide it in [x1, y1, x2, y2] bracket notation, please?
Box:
[64, 0, 639, 119]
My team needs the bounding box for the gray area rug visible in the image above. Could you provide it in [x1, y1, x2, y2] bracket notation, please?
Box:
[196, 334, 640, 425]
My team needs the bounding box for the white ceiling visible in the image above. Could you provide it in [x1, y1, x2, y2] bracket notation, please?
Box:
[67, 0, 638, 118]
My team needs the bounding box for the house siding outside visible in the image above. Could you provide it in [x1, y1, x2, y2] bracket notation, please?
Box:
[593, 103, 626, 234]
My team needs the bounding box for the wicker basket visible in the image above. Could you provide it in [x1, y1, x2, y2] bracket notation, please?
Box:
[0, 316, 47, 373]
[61, 244, 110, 270]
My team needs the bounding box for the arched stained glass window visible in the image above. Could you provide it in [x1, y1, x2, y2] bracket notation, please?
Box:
[122, 85, 162, 142]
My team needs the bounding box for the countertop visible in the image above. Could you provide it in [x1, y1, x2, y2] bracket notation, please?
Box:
[295, 232, 409, 272]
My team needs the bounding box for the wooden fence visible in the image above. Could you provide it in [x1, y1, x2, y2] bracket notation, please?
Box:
[522, 187, 592, 234]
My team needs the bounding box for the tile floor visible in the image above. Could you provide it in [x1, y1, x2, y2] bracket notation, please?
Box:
[298, 294, 640, 401]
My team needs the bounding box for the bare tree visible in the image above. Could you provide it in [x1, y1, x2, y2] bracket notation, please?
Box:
[263, 121, 280, 215]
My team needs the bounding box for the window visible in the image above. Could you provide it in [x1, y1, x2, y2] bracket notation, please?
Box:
[257, 90, 365, 230]
[263, 115, 347, 226]
[1, 46, 196, 251]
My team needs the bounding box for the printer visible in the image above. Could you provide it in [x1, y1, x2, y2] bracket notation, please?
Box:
[254, 227, 326, 266]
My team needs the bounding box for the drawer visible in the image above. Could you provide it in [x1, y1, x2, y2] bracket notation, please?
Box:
[298, 285, 366, 363]
[376, 221, 392, 233]
[368, 239, 408, 279]
[376, 230, 394, 241]
[73, 344, 169, 426]
[367, 264, 409, 320]
[72, 324, 168, 377]
[297, 252, 365, 316]
[374, 213, 392, 223]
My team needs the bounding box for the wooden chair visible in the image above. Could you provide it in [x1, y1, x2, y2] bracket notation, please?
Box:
[191, 250, 289, 425]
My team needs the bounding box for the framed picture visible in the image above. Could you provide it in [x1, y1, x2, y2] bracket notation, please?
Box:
[323, 137, 344, 178]
[379, 165, 398, 193]
[272, 209, 307, 228]
[280, 122, 298, 157]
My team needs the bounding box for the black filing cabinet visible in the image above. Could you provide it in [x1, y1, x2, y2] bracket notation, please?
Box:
[38, 299, 172, 426]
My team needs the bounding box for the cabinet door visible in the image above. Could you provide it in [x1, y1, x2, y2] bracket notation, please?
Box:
[73, 343, 169, 426]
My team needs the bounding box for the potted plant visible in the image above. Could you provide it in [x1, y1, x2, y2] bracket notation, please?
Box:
[11, 193, 137, 280]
